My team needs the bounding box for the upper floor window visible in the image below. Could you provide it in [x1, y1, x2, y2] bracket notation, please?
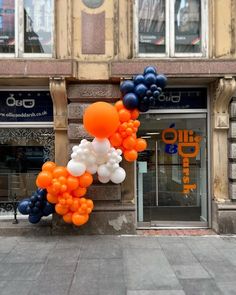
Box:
[0, 0, 54, 57]
[136, 0, 207, 57]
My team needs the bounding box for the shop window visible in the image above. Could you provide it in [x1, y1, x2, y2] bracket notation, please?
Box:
[0, 0, 54, 57]
[136, 0, 207, 57]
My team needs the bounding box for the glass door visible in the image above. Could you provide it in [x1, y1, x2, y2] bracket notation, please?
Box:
[137, 113, 208, 227]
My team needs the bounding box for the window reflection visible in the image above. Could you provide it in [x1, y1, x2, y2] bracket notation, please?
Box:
[138, 0, 166, 54]
[175, 0, 201, 53]
[24, 0, 52, 54]
[0, 0, 15, 53]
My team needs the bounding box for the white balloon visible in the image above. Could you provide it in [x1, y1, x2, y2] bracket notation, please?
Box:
[96, 155, 108, 165]
[86, 154, 96, 165]
[92, 138, 110, 154]
[110, 167, 126, 184]
[86, 164, 98, 174]
[67, 160, 86, 177]
[97, 164, 111, 178]
[98, 175, 110, 184]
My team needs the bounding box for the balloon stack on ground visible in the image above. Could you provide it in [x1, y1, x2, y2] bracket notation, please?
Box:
[17, 188, 55, 224]
[36, 161, 94, 226]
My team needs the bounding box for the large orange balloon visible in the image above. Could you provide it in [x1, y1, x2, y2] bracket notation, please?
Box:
[110, 132, 123, 147]
[79, 172, 93, 188]
[72, 212, 89, 226]
[55, 203, 69, 215]
[83, 102, 120, 138]
[53, 167, 68, 178]
[63, 212, 73, 224]
[123, 136, 136, 150]
[36, 171, 53, 188]
[135, 138, 147, 152]
[72, 187, 87, 198]
[42, 161, 56, 173]
[124, 149, 138, 162]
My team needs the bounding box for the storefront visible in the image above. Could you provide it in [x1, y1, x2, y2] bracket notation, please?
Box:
[0, 89, 54, 217]
[136, 87, 210, 228]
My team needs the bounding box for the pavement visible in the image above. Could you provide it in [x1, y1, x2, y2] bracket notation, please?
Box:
[0, 235, 236, 295]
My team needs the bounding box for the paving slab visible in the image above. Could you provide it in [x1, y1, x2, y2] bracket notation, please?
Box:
[127, 291, 186, 295]
[124, 248, 182, 290]
[179, 278, 222, 295]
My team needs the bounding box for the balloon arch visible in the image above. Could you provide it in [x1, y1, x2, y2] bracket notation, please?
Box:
[18, 66, 167, 227]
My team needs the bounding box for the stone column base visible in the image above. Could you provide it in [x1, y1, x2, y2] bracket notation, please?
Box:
[212, 200, 236, 234]
[52, 208, 136, 235]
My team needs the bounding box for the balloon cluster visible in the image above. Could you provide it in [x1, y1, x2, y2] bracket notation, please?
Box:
[109, 100, 147, 162]
[67, 138, 126, 184]
[18, 188, 55, 224]
[36, 161, 94, 226]
[120, 66, 167, 112]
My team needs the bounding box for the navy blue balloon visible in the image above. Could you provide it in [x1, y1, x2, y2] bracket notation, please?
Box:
[26, 206, 31, 214]
[144, 73, 156, 86]
[32, 207, 40, 214]
[123, 93, 139, 110]
[150, 84, 158, 92]
[138, 103, 150, 112]
[149, 96, 155, 106]
[18, 199, 30, 215]
[143, 66, 157, 75]
[153, 90, 160, 98]
[30, 195, 37, 203]
[37, 188, 46, 197]
[43, 202, 55, 216]
[133, 74, 145, 85]
[28, 201, 34, 208]
[157, 87, 162, 92]
[146, 90, 152, 97]
[142, 96, 150, 105]
[35, 201, 42, 208]
[28, 213, 42, 224]
[134, 83, 147, 98]
[120, 80, 135, 95]
[156, 74, 167, 89]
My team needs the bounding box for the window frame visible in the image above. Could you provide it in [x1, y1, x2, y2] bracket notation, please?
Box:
[134, 0, 208, 58]
[0, 0, 54, 58]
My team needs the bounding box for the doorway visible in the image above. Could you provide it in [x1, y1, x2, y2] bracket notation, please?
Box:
[137, 113, 208, 227]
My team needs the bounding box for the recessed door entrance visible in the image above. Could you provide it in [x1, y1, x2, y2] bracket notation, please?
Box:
[137, 113, 208, 227]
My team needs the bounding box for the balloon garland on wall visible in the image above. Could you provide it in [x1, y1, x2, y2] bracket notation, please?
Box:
[17, 66, 167, 227]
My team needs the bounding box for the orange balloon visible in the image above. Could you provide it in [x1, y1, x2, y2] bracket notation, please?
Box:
[72, 187, 87, 198]
[124, 149, 138, 162]
[42, 161, 56, 173]
[79, 172, 93, 188]
[109, 132, 123, 147]
[133, 120, 140, 128]
[67, 176, 79, 191]
[36, 171, 53, 188]
[53, 166, 68, 179]
[86, 199, 94, 210]
[58, 176, 67, 185]
[130, 109, 139, 120]
[115, 100, 124, 111]
[52, 181, 61, 194]
[118, 109, 131, 122]
[63, 212, 73, 223]
[47, 193, 58, 204]
[72, 212, 89, 226]
[83, 102, 120, 138]
[55, 203, 69, 215]
[70, 199, 80, 212]
[123, 136, 136, 150]
[135, 138, 147, 152]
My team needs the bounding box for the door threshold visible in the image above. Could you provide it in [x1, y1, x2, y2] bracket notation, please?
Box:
[137, 220, 208, 229]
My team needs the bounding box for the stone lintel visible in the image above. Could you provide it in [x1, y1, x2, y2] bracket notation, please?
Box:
[0, 60, 73, 77]
[111, 60, 236, 77]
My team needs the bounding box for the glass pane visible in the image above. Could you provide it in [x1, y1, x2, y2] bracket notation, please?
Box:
[0, 0, 15, 53]
[137, 114, 208, 223]
[0, 128, 54, 216]
[175, 0, 201, 53]
[138, 0, 166, 54]
[24, 0, 52, 54]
